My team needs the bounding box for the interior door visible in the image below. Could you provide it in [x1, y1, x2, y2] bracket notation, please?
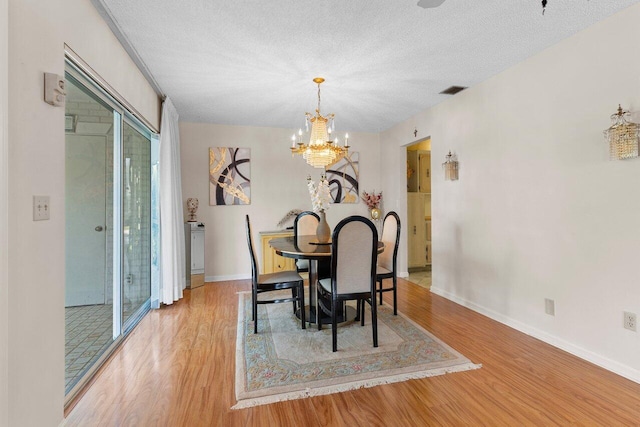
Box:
[407, 192, 427, 268]
[65, 134, 107, 306]
[418, 151, 431, 193]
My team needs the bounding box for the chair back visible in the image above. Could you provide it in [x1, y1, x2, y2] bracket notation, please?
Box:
[378, 211, 400, 272]
[294, 211, 319, 245]
[245, 215, 259, 282]
[330, 216, 378, 295]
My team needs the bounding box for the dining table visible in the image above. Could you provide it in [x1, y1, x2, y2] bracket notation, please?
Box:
[269, 234, 384, 325]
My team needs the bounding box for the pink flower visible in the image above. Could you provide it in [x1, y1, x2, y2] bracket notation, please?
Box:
[361, 190, 382, 209]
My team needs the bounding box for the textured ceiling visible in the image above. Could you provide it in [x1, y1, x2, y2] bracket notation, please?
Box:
[97, 0, 639, 133]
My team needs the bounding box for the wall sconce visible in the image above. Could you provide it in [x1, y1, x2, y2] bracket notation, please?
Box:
[443, 151, 458, 181]
[603, 105, 639, 160]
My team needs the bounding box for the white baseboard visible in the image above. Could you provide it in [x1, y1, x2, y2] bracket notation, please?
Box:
[430, 286, 640, 385]
[205, 274, 250, 283]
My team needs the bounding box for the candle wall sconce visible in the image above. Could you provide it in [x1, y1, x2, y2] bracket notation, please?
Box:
[604, 105, 639, 160]
[443, 151, 459, 181]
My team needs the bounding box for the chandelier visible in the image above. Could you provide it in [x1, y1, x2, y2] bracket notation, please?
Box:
[603, 105, 639, 160]
[290, 77, 349, 169]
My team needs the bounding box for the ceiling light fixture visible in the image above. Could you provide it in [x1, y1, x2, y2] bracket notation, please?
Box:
[290, 77, 349, 169]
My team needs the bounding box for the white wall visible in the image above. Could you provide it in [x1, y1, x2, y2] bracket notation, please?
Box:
[381, 4, 640, 382]
[0, 0, 9, 425]
[7, 0, 160, 425]
[179, 122, 381, 281]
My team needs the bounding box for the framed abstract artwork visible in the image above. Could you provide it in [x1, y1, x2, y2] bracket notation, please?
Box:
[209, 147, 251, 205]
[325, 152, 359, 204]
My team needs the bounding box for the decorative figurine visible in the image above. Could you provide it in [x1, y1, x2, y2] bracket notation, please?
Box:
[186, 198, 199, 222]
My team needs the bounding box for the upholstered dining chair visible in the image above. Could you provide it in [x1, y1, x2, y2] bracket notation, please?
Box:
[376, 211, 401, 315]
[317, 215, 378, 352]
[293, 211, 319, 273]
[245, 215, 305, 334]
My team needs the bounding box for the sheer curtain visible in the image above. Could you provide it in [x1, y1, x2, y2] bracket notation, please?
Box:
[158, 97, 186, 305]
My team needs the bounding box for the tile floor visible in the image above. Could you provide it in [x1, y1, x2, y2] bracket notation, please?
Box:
[65, 304, 113, 391]
[406, 266, 432, 290]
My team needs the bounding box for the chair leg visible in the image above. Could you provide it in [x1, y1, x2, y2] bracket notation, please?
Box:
[317, 287, 322, 331]
[360, 298, 365, 327]
[331, 298, 338, 352]
[252, 288, 258, 334]
[392, 276, 397, 315]
[299, 283, 306, 329]
[292, 288, 298, 313]
[371, 296, 378, 348]
[378, 278, 384, 306]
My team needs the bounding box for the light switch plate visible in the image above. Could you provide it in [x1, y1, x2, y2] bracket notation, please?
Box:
[33, 196, 50, 221]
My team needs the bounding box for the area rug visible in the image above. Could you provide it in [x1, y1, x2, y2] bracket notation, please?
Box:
[233, 291, 481, 409]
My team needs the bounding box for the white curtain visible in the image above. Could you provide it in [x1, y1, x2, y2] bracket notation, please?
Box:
[158, 97, 186, 305]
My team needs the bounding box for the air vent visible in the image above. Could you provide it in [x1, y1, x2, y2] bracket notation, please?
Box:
[417, 0, 446, 8]
[440, 86, 467, 95]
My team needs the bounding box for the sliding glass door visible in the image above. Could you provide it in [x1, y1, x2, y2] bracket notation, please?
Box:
[122, 121, 152, 328]
[64, 60, 156, 400]
[64, 72, 116, 395]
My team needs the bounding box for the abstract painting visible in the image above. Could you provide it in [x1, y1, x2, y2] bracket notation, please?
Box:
[325, 152, 359, 204]
[209, 147, 251, 205]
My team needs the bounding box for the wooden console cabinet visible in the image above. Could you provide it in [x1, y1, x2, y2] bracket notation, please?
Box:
[259, 230, 295, 274]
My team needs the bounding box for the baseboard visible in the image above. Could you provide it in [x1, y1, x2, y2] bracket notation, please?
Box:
[398, 271, 409, 278]
[430, 286, 640, 385]
[205, 274, 250, 283]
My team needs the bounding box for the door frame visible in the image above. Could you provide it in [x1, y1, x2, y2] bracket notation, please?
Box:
[404, 137, 432, 276]
[63, 56, 155, 404]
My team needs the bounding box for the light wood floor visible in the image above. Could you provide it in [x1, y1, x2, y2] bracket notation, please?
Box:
[65, 278, 640, 426]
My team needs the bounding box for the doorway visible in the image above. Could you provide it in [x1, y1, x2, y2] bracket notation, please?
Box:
[64, 60, 154, 400]
[406, 138, 432, 289]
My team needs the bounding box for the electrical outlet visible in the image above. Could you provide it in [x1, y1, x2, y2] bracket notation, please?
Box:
[545, 298, 555, 316]
[33, 195, 50, 221]
[623, 312, 637, 332]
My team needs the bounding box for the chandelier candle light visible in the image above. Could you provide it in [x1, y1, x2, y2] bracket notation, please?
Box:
[307, 174, 332, 243]
[290, 77, 350, 169]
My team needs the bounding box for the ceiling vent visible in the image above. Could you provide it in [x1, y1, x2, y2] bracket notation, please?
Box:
[440, 86, 467, 95]
[417, 0, 446, 8]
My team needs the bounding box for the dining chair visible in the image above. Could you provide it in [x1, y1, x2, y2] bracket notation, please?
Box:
[317, 215, 378, 352]
[376, 211, 401, 315]
[293, 211, 319, 273]
[245, 215, 305, 334]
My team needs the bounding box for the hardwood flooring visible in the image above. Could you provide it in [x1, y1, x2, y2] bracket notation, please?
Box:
[65, 279, 640, 426]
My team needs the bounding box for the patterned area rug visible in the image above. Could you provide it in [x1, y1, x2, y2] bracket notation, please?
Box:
[233, 291, 480, 409]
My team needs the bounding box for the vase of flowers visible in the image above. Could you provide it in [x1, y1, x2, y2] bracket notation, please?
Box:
[308, 174, 332, 243]
[362, 190, 382, 220]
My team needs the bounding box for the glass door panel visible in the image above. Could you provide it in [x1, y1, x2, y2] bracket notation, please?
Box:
[122, 121, 151, 326]
[64, 72, 115, 394]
